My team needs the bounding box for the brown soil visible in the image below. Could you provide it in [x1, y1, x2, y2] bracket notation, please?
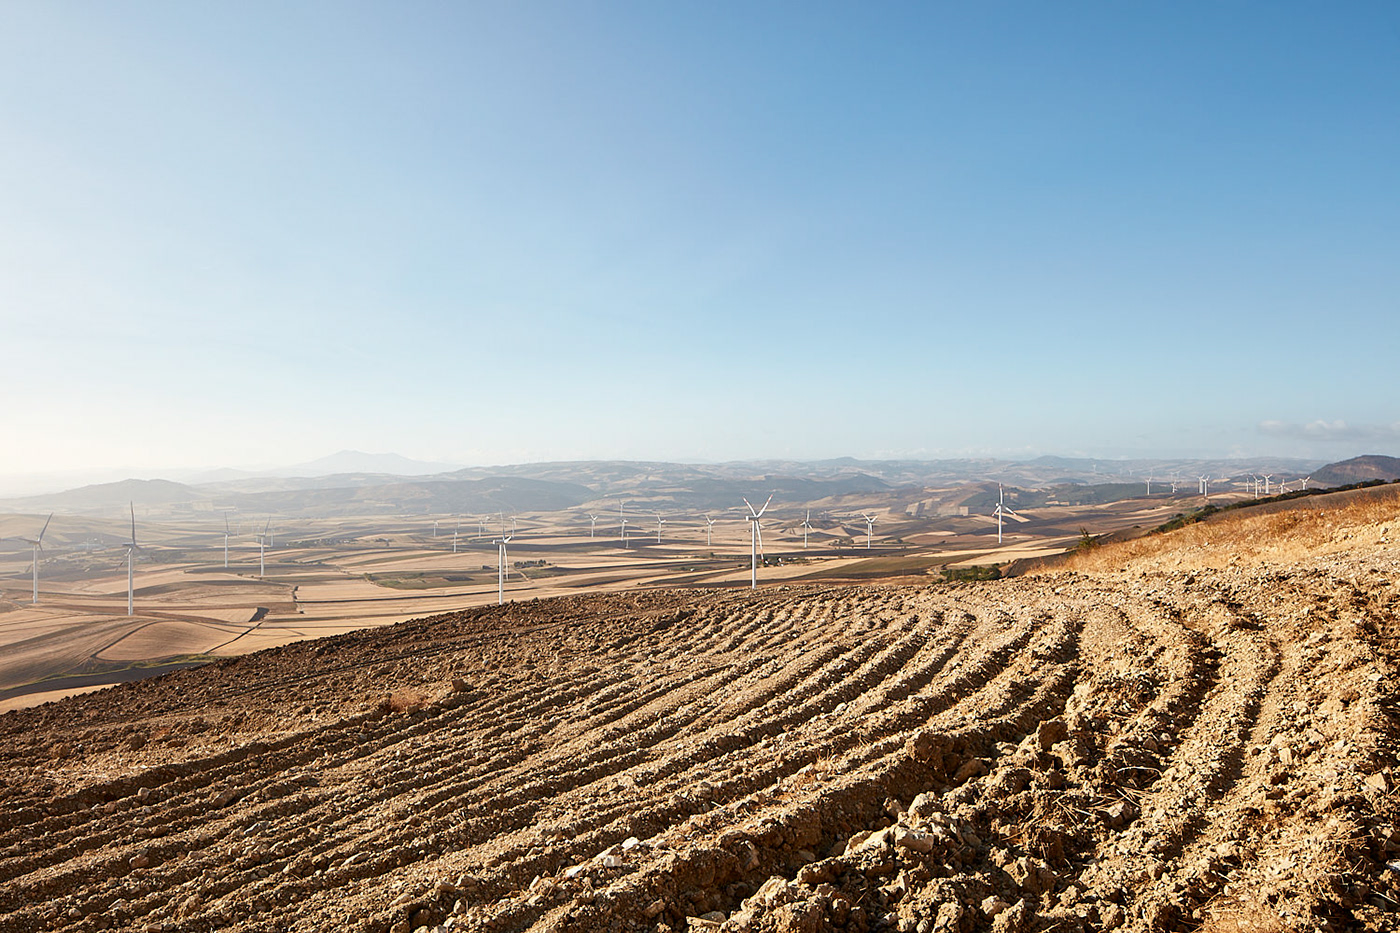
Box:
[0, 533, 1396, 932]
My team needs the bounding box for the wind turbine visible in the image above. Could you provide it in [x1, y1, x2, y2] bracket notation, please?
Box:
[452, 520, 460, 554]
[433, 519, 439, 538]
[742, 495, 773, 590]
[223, 513, 232, 567]
[993, 485, 1018, 545]
[496, 517, 515, 605]
[705, 514, 717, 548]
[1145, 475, 1153, 496]
[477, 517, 487, 540]
[801, 511, 813, 548]
[15, 513, 52, 604]
[654, 512, 666, 545]
[619, 500, 628, 548]
[1263, 474, 1274, 495]
[861, 512, 876, 549]
[588, 514, 599, 538]
[253, 518, 271, 578]
[1302, 475, 1311, 490]
[119, 503, 140, 616]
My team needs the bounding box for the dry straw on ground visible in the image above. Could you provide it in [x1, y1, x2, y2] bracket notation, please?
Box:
[1050, 492, 1400, 575]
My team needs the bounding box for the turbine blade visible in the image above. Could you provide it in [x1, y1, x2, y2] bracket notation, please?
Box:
[38, 513, 52, 543]
[130, 503, 137, 546]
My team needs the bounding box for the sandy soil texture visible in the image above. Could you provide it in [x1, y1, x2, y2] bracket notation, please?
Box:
[0, 532, 1396, 932]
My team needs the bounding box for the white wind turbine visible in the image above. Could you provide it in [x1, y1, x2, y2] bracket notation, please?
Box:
[654, 512, 666, 545]
[1263, 473, 1274, 495]
[861, 512, 876, 549]
[432, 519, 439, 538]
[15, 513, 53, 605]
[223, 513, 232, 567]
[477, 517, 487, 540]
[619, 500, 628, 548]
[742, 495, 773, 590]
[588, 514, 599, 538]
[452, 519, 460, 554]
[253, 518, 271, 578]
[496, 516, 515, 605]
[1146, 475, 1153, 495]
[993, 484, 1018, 545]
[1302, 475, 1311, 490]
[705, 514, 716, 548]
[801, 510, 813, 549]
[118, 503, 140, 616]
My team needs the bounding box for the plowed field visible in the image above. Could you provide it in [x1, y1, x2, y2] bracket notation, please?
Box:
[1, 537, 1397, 932]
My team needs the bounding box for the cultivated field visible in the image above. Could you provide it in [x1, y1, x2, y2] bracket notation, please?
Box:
[0, 490, 1194, 708]
[0, 488, 1395, 932]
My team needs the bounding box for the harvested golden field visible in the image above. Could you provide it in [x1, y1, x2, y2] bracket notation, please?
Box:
[0, 491, 1396, 933]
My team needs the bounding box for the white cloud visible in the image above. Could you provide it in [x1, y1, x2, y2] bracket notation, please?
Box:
[1257, 420, 1400, 442]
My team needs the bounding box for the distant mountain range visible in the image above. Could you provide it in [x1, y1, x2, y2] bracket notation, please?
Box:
[0, 453, 1356, 518]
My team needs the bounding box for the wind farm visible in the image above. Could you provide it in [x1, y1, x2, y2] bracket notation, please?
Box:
[0, 454, 1358, 711]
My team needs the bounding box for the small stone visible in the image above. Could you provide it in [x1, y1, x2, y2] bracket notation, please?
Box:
[129, 853, 151, 870]
[982, 896, 1009, 917]
[644, 899, 667, 918]
[893, 827, 936, 854]
[1035, 719, 1069, 750]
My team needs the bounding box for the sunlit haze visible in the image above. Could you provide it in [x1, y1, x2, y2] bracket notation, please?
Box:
[3, 3, 1398, 484]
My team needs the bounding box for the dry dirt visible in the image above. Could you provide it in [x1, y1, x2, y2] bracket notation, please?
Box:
[1, 511, 1397, 932]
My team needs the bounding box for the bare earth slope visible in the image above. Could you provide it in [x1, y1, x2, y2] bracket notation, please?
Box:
[0, 538, 1396, 932]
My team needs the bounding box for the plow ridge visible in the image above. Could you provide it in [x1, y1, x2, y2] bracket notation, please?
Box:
[1, 556, 1397, 933]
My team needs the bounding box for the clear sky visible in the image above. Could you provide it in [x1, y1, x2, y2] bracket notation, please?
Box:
[3, 2, 1398, 480]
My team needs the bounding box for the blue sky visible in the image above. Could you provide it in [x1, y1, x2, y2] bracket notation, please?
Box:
[2, 2, 1398, 479]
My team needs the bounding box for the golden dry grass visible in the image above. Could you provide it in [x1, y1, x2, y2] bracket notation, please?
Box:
[1048, 493, 1400, 575]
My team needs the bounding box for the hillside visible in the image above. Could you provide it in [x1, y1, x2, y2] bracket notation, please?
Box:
[0, 493, 1396, 933]
[1313, 454, 1400, 487]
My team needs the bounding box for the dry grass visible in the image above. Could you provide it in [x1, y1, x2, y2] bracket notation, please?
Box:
[1195, 906, 1292, 933]
[1047, 493, 1400, 576]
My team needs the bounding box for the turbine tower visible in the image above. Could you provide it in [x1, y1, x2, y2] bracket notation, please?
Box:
[801, 511, 813, 549]
[223, 513, 231, 568]
[993, 484, 1019, 545]
[861, 512, 876, 549]
[496, 517, 515, 605]
[705, 515, 716, 548]
[1145, 475, 1152, 496]
[619, 500, 628, 548]
[15, 513, 53, 605]
[254, 518, 271, 578]
[118, 503, 140, 616]
[654, 512, 666, 545]
[742, 495, 773, 590]
[452, 520, 460, 554]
